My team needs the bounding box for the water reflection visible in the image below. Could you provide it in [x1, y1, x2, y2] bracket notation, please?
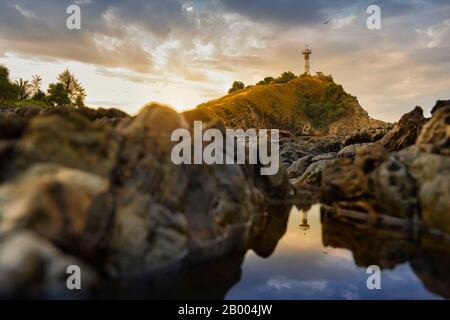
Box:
[110, 203, 449, 299]
[226, 205, 448, 300]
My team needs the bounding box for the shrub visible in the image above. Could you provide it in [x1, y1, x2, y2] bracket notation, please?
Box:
[228, 81, 245, 94]
[299, 97, 348, 129]
[275, 71, 296, 84]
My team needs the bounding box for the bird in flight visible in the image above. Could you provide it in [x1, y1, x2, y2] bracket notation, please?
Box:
[323, 20, 329, 24]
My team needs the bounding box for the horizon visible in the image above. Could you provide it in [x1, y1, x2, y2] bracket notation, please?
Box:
[1, 1, 449, 121]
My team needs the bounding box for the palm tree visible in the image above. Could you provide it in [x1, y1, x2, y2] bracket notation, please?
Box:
[14, 78, 32, 101]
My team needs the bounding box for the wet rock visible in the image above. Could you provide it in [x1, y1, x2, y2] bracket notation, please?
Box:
[287, 155, 312, 178]
[381, 106, 426, 151]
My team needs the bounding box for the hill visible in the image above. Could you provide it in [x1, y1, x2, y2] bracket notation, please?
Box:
[184, 74, 383, 136]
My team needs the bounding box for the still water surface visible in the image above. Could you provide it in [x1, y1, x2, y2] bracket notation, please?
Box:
[226, 205, 443, 300]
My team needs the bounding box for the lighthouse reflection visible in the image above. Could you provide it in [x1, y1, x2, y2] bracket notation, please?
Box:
[227, 204, 449, 300]
[299, 210, 310, 235]
[124, 202, 450, 299]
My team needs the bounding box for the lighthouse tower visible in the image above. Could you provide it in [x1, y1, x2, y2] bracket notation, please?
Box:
[302, 45, 312, 75]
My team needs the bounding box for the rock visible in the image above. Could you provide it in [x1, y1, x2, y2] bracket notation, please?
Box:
[416, 103, 450, 155]
[16, 113, 120, 178]
[321, 158, 369, 203]
[420, 176, 450, 234]
[0, 164, 112, 261]
[398, 150, 450, 233]
[321, 102, 450, 235]
[118, 103, 188, 137]
[430, 99, 450, 115]
[381, 106, 426, 151]
[107, 198, 189, 275]
[280, 141, 321, 166]
[287, 155, 312, 178]
[0, 101, 294, 298]
[343, 122, 393, 145]
[337, 144, 364, 159]
[311, 152, 336, 162]
[371, 156, 419, 219]
[292, 159, 336, 188]
[0, 231, 98, 299]
[107, 103, 287, 275]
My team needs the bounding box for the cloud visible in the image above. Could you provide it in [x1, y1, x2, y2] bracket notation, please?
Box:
[0, 0, 449, 118]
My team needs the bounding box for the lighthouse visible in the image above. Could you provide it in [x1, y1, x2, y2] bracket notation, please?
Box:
[302, 45, 312, 75]
[299, 210, 310, 235]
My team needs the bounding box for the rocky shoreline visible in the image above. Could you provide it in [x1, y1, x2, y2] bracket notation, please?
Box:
[284, 100, 450, 237]
[0, 99, 449, 299]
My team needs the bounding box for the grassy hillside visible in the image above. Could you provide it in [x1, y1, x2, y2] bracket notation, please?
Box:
[184, 74, 375, 136]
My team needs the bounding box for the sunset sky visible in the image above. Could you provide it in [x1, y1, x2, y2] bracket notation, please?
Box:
[0, 0, 449, 121]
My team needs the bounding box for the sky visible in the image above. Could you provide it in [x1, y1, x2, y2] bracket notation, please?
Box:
[0, 0, 449, 121]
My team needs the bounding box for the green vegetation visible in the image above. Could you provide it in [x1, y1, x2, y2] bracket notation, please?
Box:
[297, 82, 350, 129]
[228, 81, 245, 94]
[0, 64, 86, 108]
[299, 99, 347, 129]
[274, 71, 296, 84]
[230, 71, 298, 93]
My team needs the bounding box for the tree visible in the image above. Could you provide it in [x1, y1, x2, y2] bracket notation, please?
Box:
[263, 76, 274, 84]
[275, 71, 296, 84]
[0, 65, 18, 103]
[47, 83, 70, 107]
[14, 78, 32, 100]
[257, 76, 275, 85]
[228, 81, 245, 94]
[30, 75, 43, 97]
[32, 89, 47, 102]
[57, 69, 86, 107]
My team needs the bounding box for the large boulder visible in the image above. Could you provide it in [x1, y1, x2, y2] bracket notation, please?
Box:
[381, 106, 426, 151]
[0, 103, 290, 298]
